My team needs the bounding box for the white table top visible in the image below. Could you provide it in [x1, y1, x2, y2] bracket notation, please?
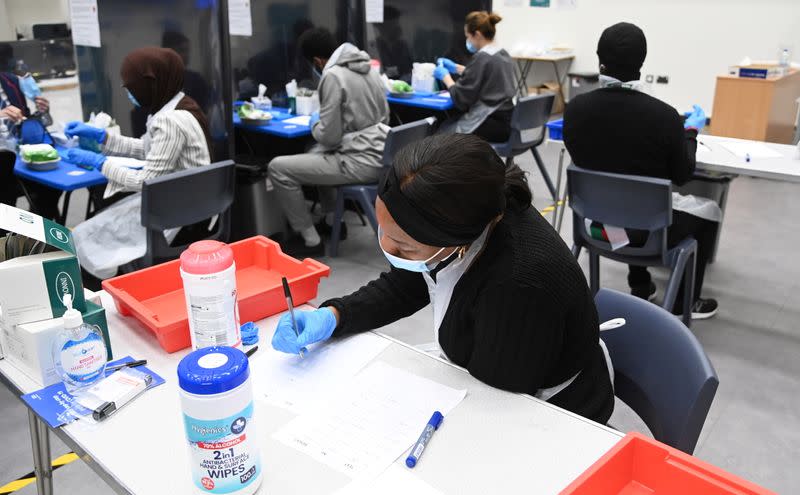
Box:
[696, 135, 800, 182]
[513, 54, 575, 62]
[0, 292, 621, 495]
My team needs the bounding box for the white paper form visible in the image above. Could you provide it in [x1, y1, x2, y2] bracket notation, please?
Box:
[69, 0, 101, 48]
[333, 465, 445, 495]
[719, 141, 783, 159]
[250, 333, 390, 414]
[365, 0, 384, 23]
[282, 115, 311, 126]
[228, 0, 253, 37]
[273, 361, 467, 478]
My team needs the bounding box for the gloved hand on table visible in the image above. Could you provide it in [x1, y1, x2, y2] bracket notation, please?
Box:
[66, 148, 106, 170]
[271, 307, 337, 355]
[64, 121, 107, 144]
[436, 58, 458, 74]
[433, 64, 450, 81]
[683, 104, 706, 131]
[309, 111, 320, 128]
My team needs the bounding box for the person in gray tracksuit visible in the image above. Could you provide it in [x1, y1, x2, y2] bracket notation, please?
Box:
[269, 28, 390, 255]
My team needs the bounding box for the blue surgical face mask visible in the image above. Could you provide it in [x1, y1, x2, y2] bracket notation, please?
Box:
[465, 39, 478, 54]
[19, 75, 41, 100]
[378, 227, 454, 273]
[125, 89, 141, 107]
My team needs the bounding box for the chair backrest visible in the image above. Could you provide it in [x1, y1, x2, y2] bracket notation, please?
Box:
[0, 149, 16, 181]
[595, 288, 718, 454]
[506, 93, 554, 149]
[381, 117, 436, 167]
[141, 160, 235, 266]
[568, 164, 672, 258]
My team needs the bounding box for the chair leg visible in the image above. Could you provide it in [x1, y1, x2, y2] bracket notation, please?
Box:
[682, 251, 697, 327]
[350, 199, 368, 226]
[357, 190, 379, 234]
[589, 252, 600, 294]
[329, 190, 347, 257]
[531, 147, 558, 201]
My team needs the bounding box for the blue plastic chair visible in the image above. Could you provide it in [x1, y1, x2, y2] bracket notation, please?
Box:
[568, 164, 697, 325]
[329, 118, 435, 257]
[595, 288, 719, 454]
[138, 160, 235, 268]
[490, 93, 558, 201]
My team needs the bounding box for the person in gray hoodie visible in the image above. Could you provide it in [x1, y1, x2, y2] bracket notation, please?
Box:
[269, 28, 390, 256]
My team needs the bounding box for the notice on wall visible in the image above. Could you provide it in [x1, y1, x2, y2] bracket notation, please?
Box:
[69, 0, 101, 48]
[530, 0, 551, 7]
[365, 0, 384, 23]
[228, 0, 253, 37]
[504, 0, 525, 6]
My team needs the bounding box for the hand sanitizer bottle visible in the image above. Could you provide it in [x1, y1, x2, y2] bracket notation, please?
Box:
[52, 294, 107, 394]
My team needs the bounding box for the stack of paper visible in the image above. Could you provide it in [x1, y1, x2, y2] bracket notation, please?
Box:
[719, 141, 783, 159]
[273, 361, 467, 478]
[250, 333, 390, 414]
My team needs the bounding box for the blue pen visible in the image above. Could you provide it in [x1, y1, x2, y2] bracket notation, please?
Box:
[406, 411, 444, 468]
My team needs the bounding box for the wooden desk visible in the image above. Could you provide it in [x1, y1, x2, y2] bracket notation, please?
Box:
[710, 69, 800, 144]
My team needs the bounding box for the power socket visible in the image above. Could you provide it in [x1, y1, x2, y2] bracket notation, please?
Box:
[656, 75, 669, 84]
[645, 74, 654, 83]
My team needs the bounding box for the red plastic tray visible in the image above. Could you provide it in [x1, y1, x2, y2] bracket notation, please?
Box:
[102, 236, 330, 353]
[561, 432, 775, 495]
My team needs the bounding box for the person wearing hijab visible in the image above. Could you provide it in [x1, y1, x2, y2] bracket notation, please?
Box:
[564, 22, 718, 320]
[67, 47, 212, 284]
[434, 11, 516, 142]
[270, 134, 615, 424]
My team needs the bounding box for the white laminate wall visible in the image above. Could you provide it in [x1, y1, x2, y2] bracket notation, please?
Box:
[493, 0, 800, 113]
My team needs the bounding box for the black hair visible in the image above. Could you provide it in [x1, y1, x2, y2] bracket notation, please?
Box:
[392, 134, 532, 236]
[298, 27, 337, 62]
[597, 22, 647, 82]
[161, 31, 189, 50]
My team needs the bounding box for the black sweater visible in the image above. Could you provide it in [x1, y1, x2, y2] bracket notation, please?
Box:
[322, 208, 614, 423]
[563, 87, 697, 185]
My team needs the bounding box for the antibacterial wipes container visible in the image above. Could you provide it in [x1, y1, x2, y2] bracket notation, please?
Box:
[180, 241, 241, 349]
[178, 346, 262, 495]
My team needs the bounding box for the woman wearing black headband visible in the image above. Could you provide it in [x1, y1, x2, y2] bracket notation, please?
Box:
[272, 134, 614, 423]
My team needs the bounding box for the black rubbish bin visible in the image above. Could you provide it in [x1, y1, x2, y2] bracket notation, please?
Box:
[231, 155, 287, 241]
[567, 72, 600, 102]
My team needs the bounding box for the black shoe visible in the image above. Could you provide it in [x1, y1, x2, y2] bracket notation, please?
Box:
[691, 298, 718, 320]
[631, 282, 657, 302]
[315, 220, 347, 240]
[281, 234, 326, 259]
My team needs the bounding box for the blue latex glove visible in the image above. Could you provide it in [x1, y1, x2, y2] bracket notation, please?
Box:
[271, 307, 337, 355]
[309, 112, 320, 128]
[64, 121, 107, 143]
[240, 322, 259, 346]
[66, 148, 106, 170]
[683, 104, 706, 131]
[437, 58, 458, 74]
[433, 64, 449, 81]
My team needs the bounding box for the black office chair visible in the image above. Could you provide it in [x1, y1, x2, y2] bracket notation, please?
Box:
[490, 93, 558, 201]
[328, 118, 436, 256]
[136, 160, 235, 268]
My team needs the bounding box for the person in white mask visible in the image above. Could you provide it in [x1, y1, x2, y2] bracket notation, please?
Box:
[433, 11, 516, 141]
[272, 134, 615, 424]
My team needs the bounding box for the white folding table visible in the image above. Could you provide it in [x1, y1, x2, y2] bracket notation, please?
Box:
[0, 291, 622, 494]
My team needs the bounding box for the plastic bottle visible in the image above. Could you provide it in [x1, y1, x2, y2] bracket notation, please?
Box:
[180, 240, 242, 350]
[178, 346, 262, 495]
[0, 120, 17, 152]
[779, 48, 790, 68]
[52, 294, 108, 394]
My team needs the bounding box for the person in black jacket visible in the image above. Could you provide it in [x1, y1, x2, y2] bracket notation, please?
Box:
[271, 133, 615, 424]
[564, 22, 718, 320]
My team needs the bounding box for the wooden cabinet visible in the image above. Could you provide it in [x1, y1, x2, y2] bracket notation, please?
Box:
[710, 70, 800, 144]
